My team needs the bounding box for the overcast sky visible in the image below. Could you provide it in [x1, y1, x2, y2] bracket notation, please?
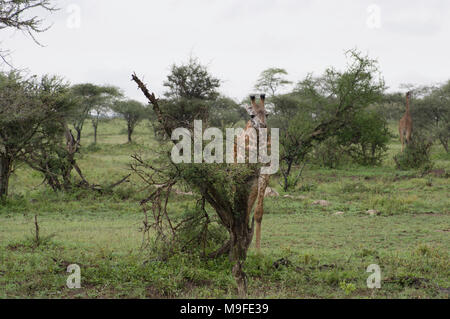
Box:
[2, 0, 450, 102]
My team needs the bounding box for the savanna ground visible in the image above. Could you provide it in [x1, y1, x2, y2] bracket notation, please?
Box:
[0, 119, 449, 299]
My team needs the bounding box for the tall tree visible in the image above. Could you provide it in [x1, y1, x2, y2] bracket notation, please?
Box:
[0, 71, 69, 198]
[69, 84, 121, 144]
[90, 86, 122, 144]
[411, 82, 450, 152]
[163, 56, 220, 100]
[208, 96, 247, 130]
[112, 99, 147, 143]
[22, 76, 86, 191]
[151, 57, 221, 137]
[254, 68, 292, 97]
[271, 50, 385, 190]
[133, 73, 263, 296]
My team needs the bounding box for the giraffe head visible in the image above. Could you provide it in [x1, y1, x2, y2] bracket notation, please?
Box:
[406, 91, 412, 98]
[246, 94, 268, 129]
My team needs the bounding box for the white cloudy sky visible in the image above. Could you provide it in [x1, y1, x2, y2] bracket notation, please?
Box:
[2, 0, 450, 102]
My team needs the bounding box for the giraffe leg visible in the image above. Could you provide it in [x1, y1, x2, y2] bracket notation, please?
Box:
[254, 175, 269, 253]
[246, 180, 259, 225]
[406, 130, 412, 147]
[399, 131, 404, 152]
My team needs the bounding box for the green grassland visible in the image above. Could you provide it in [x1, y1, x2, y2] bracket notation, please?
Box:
[0, 119, 449, 298]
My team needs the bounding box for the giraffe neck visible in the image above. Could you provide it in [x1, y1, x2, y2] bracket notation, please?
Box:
[406, 96, 410, 114]
[246, 120, 261, 133]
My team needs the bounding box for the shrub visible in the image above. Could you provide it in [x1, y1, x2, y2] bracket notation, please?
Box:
[394, 135, 433, 170]
[176, 208, 229, 256]
[312, 109, 390, 168]
[312, 137, 346, 168]
[337, 109, 391, 166]
[339, 281, 357, 295]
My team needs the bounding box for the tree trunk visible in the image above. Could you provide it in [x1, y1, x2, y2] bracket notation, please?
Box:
[75, 128, 82, 144]
[93, 124, 98, 144]
[439, 136, 449, 153]
[229, 215, 254, 296]
[128, 124, 133, 143]
[282, 160, 293, 192]
[0, 155, 12, 199]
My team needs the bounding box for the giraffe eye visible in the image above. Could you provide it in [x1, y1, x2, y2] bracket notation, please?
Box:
[251, 115, 256, 118]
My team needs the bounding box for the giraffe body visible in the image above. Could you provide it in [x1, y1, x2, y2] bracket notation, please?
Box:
[399, 91, 413, 152]
[235, 95, 270, 252]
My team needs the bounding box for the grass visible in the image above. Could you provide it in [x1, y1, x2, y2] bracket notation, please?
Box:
[0, 119, 449, 299]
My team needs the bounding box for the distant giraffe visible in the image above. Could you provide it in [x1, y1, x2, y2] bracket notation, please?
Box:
[399, 91, 413, 152]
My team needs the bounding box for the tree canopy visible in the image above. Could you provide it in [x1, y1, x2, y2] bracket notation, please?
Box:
[163, 57, 220, 100]
[269, 50, 386, 190]
[0, 71, 72, 197]
[112, 99, 148, 143]
[254, 68, 292, 97]
[69, 83, 122, 143]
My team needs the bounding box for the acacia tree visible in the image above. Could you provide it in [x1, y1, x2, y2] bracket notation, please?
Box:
[163, 57, 220, 100]
[272, 51, 385, 191]
[112, 99, 147, 143]
[0, 71, 69, 198]
[208, 96, 247, 130]
[90, 87, 122, 144]
[70, 84, 122, 144]
[21, 76, 90, 191]
[335, 108, 390, 165]
[150, 57, 221, 138]
[132, 72, 262, 296]
[411, 82, 450, 152]
[254, 68, 292, 97]
[0, 0, 57, 65]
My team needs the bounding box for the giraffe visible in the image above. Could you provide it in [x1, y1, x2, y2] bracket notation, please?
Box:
[399, 91, 413, 152]
[235, 94, 270, 253]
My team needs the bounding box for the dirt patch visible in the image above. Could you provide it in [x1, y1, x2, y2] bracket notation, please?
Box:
[438, 287, 450, 295]
[366, 209, 380, 216]
[426, 169, 448, 178]
[283, 194, 307, 200]
[313, 200, 331, 207]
